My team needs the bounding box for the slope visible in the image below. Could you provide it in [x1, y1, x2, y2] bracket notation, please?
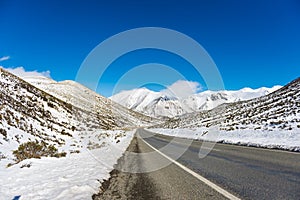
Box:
[0, 68, 154, 163]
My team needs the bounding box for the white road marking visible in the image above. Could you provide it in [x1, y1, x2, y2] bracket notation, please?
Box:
[140, 134, 241, 200]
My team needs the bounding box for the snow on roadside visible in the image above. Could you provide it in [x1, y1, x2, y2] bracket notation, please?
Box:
[149, 128, 300, 151]
[0, 130, 135, 200]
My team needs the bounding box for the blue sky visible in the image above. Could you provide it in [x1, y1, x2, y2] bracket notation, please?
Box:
[0, 0, 300, 97]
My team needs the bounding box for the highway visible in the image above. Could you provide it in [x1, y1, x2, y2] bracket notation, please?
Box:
[93, 128, 300, 199]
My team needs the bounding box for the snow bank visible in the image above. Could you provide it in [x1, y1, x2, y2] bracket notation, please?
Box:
[149, 128, 300, 151]
[0, 130, 135, 200]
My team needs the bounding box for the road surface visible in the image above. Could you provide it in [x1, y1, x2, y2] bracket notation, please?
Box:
[93, 128, 300, 199]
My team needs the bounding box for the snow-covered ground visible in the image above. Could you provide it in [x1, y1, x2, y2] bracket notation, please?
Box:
[149, 128, 300, 151]
[0, 129, 135, 200]
[0, 68, 151, 200]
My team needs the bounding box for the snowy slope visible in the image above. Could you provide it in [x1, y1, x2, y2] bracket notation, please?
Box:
[152, 77, 300, 150]
[110, 86, 281, 118]
[110, 88, 189, 118]
[0, 68, 141, 159]
[0, 68, 147, 199]
[24, 76, 156, 128]
[182, 86, 281, 111]
[0, 67, 157, 160]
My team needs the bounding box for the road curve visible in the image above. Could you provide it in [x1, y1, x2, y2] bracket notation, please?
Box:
[93, 128, 300, 199]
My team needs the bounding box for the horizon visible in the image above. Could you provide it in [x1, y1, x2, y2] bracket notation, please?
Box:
[1, 0, 300, 97]
[0, 65, 285, 99]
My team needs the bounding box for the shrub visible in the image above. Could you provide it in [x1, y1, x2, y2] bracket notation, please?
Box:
[0, 128, 7, 138]
[54, 152, 67, 157]
[227, 126, 235, 131]
[13, 140, 66, 162]
[6, 163, 14, 168]
[61, 129, 72, 137]
[47, 102, 55, 108]
[70, 150, 80, 154]
[20, 163, 32, 168]
[0, 152, 6, 160]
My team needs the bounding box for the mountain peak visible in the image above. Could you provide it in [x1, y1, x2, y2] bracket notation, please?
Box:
[110, 85, 283, 118]
[157, 76, 300, 134]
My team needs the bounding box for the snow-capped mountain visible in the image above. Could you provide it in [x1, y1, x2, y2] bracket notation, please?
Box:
[156, 77, 300, 133]
[110, 88, 189, 118]
[110, 86, 281, 118]
[0, 68, 154, 163]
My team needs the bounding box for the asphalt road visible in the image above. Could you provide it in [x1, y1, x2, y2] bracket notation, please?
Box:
[94, 128, 300, 200]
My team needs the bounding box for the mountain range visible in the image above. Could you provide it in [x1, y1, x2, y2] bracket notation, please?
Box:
[156, 77, 300, 133]
[110, 85, 282, 118]
[1, 66, 299, 162]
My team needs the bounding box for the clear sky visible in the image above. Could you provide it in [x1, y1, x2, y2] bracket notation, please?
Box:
[0, 0, 299, 97]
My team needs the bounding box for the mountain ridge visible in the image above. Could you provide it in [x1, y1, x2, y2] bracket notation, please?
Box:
[110, 85, 282, 118]
[156, 76, 300, 132]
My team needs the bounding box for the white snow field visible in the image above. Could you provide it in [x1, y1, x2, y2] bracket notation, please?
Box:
[0, 130, 134, 200]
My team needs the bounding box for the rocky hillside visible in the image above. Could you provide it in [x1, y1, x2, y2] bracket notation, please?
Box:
[156, 77, 300, 132]
[0, 68, 155, 162]
[24, 76, 155, 128]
